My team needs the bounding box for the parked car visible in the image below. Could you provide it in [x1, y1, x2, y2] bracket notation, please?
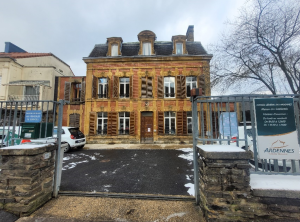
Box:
[53, 127, 86, 152]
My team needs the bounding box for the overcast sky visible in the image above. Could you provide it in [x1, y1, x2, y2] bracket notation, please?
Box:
[0, 0, 246, 76]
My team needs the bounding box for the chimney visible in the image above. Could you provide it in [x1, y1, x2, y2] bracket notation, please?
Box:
[4, 42, 27, 53]
[186, 25, 194, 42]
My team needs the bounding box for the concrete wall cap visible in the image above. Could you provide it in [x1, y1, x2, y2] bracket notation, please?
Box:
[197, 145, 253, 159]
[0, 144, 58, 156]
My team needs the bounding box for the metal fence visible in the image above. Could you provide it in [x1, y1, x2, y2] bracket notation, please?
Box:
[191, 94, 300, 175]
[0, 99, 65, 197]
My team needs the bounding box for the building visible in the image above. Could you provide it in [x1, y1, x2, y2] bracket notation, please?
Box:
[0, 42, 74, 106]
[59, 25, 213, 144]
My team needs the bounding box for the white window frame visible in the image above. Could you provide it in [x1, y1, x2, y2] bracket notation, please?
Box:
[164, 77, 175, 98]
[98, 78, 108, 98]
[119, 112, 130, 135]
[111, 44, 118, 56]
[97, 112, 108, 135]
[164, 111, 176, 135]
[186, 76, 197, 98]
[119, 77, 130, 98]
[143, 42, 151, 55]
[176, 42, 183, 55]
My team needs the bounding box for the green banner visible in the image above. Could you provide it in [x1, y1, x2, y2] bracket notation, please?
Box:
[254, 98, 295, 136]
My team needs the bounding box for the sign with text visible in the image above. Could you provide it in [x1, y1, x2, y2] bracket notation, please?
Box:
[254, 98, 299, 160]
[219, 112, 238, 137]
[25, 110, 42, 123]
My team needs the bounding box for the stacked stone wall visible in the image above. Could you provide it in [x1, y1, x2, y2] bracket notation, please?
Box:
[198, 146, 300, 221]
[0, 145, 57, 216]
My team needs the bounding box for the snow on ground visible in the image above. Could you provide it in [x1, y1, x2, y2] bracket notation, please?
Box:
[178, 148, 195, 196]
[178, 148, 193, 161]
[250, 174, 300, 191]
[62, 153, 98, 170]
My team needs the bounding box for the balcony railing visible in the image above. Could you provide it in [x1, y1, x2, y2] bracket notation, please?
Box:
[8, 95, 39, 105]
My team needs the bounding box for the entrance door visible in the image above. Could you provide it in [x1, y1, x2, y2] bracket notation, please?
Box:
[141, 112, 153, 143]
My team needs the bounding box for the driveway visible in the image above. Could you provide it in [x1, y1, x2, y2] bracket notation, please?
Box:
[60, 148, 195, 196]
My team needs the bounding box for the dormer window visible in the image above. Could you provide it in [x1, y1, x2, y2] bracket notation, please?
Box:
[111, 44, 118, 56]
[143, 42, 151, 55]
[106, 37, 123, 57]
[172, 35, 187, 55]
[138, 30, 156, 56]
[176, 43, 183, 55]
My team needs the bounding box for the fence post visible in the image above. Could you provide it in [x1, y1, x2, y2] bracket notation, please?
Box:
[53, 99, 64, 197]
[191, 88, 201, 205]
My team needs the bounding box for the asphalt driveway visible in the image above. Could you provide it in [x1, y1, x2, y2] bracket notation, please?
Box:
[60, 148, 195, 196]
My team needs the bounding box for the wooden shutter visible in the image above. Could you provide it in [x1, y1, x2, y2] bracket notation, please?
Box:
[199, 111, 207, 135]
[89, 112, 96, 136]
[130, 76, 133, 99]
[176, 76, 186, 99]
[130, 112, 135, 136]
[69, 114, 76, 127]
[141, 77, 147, 98]
[198, 75, 205, 96]
[107, 112, 118, 136]
[147, 77, 153, 98]
[64, 82, 71, 101]
[113, 76, 119, 98]
[80, 81, 85, 102]
[107, 77, 110, 98]
[92, 76, 97, 99]
[157, 76, 164, 99]
[157, 111, 164, 135]
[177, 111, 187, 136]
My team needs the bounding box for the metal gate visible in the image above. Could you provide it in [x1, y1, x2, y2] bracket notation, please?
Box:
[191, 94, 300, 204]
[0, 99, 65, 197]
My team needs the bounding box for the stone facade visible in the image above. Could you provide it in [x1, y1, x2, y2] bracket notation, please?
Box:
[0, 144, 57, 216]
[198, 145, 300, 221]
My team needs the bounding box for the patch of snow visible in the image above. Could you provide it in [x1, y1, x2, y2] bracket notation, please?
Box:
[186, 175, 191, 181]
[250, 174, 300, 190]
[198, 145, 245, 152]
[166, 212, 186, 221]
[102, 171, 107, 174]
[103, 184, 112, 188]
[178, 148, 193, 161]
[62, 160, 88, 170]
[185, 183, 194, 196]
[89, 156, 96, 160]
[63, 156, 70, 161]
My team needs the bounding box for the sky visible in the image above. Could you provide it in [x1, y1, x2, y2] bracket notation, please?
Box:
[0, 0, 246, 76]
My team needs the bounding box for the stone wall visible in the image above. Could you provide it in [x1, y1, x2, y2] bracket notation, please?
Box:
[0, 144, 57, 216]
[198, 145, 300, 222]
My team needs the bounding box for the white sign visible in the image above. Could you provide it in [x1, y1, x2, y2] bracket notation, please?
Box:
[43, 152, 51, 159]
[254, 98, 300, 160]
[148, 128, 151, 132]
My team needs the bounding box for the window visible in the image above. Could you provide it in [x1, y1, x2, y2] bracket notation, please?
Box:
[165, 111, 176, 135]
[143, 42, 151, 55]
[176, 42, 183, 55]
[119, 112, 130, 135]
[24, 85, 39, 101]
[186, 76, 197, 97]
[71, 83, 81, 102]
[141, 76, 153, 98]
[164, 77, 175, 98]
[97, 112, 108, 135]
[111, 44, 118, 56]
[187, 111, 193, 134]
[98, 78, 108, 98]
[119, 77, 130, 98]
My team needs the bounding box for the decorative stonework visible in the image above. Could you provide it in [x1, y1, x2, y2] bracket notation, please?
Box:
[137, 30, 156, 55]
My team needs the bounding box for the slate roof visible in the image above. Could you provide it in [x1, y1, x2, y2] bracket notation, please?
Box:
[88, 41, 208, 58]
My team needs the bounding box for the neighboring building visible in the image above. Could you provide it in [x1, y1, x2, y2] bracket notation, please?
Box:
[0, 42, 74, 110]
[58, 25, 213, 144]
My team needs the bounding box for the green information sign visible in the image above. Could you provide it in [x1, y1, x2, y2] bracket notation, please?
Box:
[254, 98, 295, 136]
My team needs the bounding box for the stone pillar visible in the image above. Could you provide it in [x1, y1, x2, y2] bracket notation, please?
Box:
[198, 145, 253, 221]
[0, 144, 57, 216]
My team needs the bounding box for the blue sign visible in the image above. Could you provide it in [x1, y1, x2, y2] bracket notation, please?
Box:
[219, 112, 238, 137]
[25, 110, 42, 123]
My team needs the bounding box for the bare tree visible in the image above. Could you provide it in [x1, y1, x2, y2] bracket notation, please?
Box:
[211, 0, 300, 95]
